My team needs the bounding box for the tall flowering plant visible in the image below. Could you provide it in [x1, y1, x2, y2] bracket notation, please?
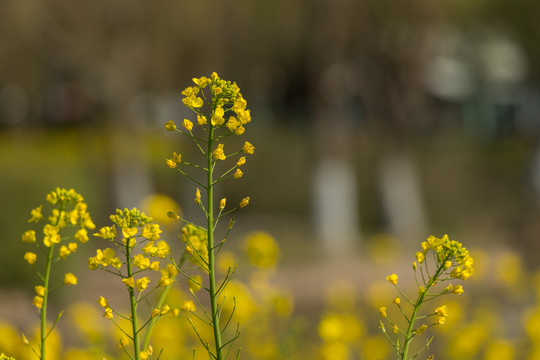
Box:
[165, 72, 254, 360]
[21, 188, 95, 360]
[379, 234, 474, 360]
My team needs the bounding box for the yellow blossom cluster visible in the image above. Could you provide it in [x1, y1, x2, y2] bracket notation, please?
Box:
[379, 234, 474, 359]
[90, 209, 169, 295]
[22, 188, 94, 310]
[418, 234, 474, 281]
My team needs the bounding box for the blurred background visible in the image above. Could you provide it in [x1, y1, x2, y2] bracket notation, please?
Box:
[3, 0, 540, 359]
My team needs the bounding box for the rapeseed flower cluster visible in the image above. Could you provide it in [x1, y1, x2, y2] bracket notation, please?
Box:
[379, 234, 474, 360]
[22, 188, 95, 360]
[90, 208, 172, 360]
[165, 72, 254, 360]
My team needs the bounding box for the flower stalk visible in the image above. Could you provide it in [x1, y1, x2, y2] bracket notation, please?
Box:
[166, 72, 253, 359]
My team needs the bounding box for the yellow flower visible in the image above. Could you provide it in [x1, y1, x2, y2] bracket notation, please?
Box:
[237, 157, 246, 167]
[142, 224, 162, 240]
[136, 277, 151, 291]
[103, 307, 113, 320]
[22, 230, 36, 243]
[378, 307, 387, 318]
[239, 197, 250, 208]
[192, 76, 210, 88]
[151, 308, 160, 317]
[452, 284, 464, 295]
[74, 228, 89, 243]
[133, 254, 150, 270]
[234, 169, 243, 179]
[43, 224, 60, 247]
[416, 251, 425, 263]
[24, 252, 37, 265]
[28, 205, 43, 223]
[393, 297, 401, 305]
[122, 277, 135, 288]
[64, 273, 77, 285]
[155, 240, 170, 258]
[195, 188, 201, 204]
[415, 324, 428, 335]
[122, 227, 138, 238]
[242, 141, 255, 154]
[386, 274, 398, 286]
[160, 304, 170, 315]
[213, 144, 226, 160]
[59, 245, 71, 259]
[393, 325, 399, 333]
[197, 115, 207, 125]
[436, 317, 446, 325]
[94, 225, 117, 239]
[211, 107, 225, 126]
[220, 198, 226, 210]
[165, 120, 176, 131]
[444, 260, 452, 269]
[183, 119, 193, 131]
[150, 261, 160, 271]
[98, 296, 108, 308]
[166, 159, 177, 168]
[435, 305, 448, 317]
[182, 300, 196, 312]
[235, 126, 245, 135]
[35, 285, 45, 297]
[33, 296, 43, 309]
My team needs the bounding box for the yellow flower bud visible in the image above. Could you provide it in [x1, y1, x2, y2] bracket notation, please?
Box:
[213, 144, 226, 160]
[166, 159, 177, 168]
[165, 120, 176, 131]
[378, 306, 387, 318]
[242, 141, 255, 154]
[234, 169, 243, 179]
[195, 188, 201, 204]
[220, 198, 226, 210]
[98, 296, 108, 308]
[237, 157, 246, 167]
[103, 307, 113, 320]
[239, 197, 250, 208]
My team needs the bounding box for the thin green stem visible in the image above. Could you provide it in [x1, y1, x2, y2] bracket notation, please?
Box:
[126, 242, 141, 360]
[401, 260, 447, 360]
[40, 244, 54, 360]
[207, 125, 223, 360]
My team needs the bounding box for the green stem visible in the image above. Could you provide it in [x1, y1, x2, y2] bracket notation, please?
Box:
[207, 124, 223, 360]
[40, 244, 54, 360]
[401, 262, 446, 360]
[126, 242, 141, 360]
